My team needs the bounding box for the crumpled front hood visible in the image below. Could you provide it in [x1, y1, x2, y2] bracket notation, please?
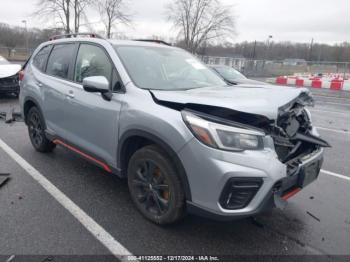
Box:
[0, 64, 21, 78]
[151, 85, 311, 120]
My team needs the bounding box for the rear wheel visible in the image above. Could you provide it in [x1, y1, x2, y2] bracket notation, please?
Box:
[27, 107, 56, 152]
[127, 145, 185, 224]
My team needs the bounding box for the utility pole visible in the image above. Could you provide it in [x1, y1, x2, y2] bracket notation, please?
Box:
[252, 40, 257, 59]
[266, 35, 273, 60]
[309, 38, 314, 61]
[22, 20, 28, 56]
[263, 35, 273, 68]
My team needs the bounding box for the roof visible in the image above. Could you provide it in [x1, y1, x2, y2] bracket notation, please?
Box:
[108, 39, 174, 48]
[42, 37, 175, 50]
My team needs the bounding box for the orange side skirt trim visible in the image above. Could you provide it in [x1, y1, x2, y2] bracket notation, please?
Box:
[53, 139, 112, 173]
[281, 187, 301, 200]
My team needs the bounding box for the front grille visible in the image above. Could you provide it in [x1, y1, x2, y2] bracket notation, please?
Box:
[219, 178, 263, 210]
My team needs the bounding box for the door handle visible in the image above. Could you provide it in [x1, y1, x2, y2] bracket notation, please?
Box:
[36, 81, 43, 87]
[66, 90, 75, 99]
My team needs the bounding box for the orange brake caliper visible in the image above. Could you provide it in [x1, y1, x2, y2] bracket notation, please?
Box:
[154, 167, 169, 200]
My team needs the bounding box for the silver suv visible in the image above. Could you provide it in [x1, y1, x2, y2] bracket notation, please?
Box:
[20, 34, 329, 224]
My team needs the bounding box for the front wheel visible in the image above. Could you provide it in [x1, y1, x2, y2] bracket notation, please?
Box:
[127, 145, 186, 224]
[27, 107, 56, 152]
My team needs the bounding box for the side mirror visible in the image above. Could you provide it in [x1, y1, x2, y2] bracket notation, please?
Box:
[83, 76, 112, 101]
[83, 76, 110, 93]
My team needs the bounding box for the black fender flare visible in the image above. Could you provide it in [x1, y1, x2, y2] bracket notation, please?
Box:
[117, 129, 192, 201]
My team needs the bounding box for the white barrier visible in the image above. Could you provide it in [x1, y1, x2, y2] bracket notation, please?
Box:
[268, 75, 350, 91]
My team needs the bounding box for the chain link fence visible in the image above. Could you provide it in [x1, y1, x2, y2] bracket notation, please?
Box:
[0, 47, 33, 62]
[1, 47, 349, 79]
[200, 55, 350, 79]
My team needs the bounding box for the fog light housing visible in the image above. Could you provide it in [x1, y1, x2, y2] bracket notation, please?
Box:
[219, 178, 263, 210]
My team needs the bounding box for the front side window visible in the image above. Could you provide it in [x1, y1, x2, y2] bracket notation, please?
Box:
[46, 44, 75, 79]
[74, 44, 113, 84]
[114, 46, 226, 90]
[33, 45, 51, 71]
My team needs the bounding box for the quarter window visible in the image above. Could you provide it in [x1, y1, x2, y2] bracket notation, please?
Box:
[74, 44, 113, 84]
[46, 44, 76, 79]
[33, 45, 51, 71]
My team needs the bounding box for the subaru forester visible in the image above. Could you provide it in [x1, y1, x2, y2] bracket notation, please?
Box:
[20, 34, 329, 224]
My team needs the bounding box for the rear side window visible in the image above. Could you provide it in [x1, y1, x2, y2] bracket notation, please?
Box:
[32, 45, 51, 71]
[74, 44, 112, 84]
[46, 44, 76, 79]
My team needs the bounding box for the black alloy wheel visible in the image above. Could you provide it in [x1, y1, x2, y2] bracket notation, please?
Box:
[128, 145, 185, 224]
[132, 159, 170, 216]
[28, 109, 43, 147]
[27, 107, 56, 152]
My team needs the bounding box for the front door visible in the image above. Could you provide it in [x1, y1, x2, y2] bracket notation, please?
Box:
[60, 43, 123, 168]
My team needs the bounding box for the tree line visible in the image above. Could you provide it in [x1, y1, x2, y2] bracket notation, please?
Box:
[0, 23, 61, 56]
[0, 0, 349, 62]
[199, 41, 350, 62]
[2, 0, 236, 55]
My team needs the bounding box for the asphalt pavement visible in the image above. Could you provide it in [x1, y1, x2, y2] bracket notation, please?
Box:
[0, 87, 349, 261]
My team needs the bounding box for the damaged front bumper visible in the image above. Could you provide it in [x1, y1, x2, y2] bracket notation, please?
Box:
[151, 88, 328, 220]
[179, 129, 324, 221]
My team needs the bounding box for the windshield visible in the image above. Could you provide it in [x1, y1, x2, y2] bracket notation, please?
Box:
[214, 66, 247, 80]
[114, 46, 226, 90]
[0, 56, 9, 65]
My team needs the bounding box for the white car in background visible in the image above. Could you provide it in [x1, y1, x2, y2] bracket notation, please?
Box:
[0, 55, 21, 97]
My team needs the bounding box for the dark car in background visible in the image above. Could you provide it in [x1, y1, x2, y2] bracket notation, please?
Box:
[0, 55, 21, 97]
[210, 64, 266, 85]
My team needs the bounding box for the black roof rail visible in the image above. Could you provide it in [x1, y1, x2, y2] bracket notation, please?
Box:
[49, 33, 105, 41]
[133, 39, 172, 46]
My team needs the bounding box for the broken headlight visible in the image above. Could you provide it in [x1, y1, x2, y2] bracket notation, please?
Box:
[182, 111, 265, 151]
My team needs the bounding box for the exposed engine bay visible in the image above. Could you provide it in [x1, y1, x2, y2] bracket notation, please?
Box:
[151, 90, 330, 174]
[269, 92, 329, 174]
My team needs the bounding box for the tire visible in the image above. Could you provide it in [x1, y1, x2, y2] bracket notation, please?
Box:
[27, 107, 56, 153]
[127, 145, 186, 225]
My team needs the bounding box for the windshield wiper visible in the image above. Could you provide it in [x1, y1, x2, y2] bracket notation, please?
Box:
[225, 79, 238, 85]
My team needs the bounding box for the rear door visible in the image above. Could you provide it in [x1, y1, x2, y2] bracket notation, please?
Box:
[40, 43, 78, 137]
[60, 43, 123, 167]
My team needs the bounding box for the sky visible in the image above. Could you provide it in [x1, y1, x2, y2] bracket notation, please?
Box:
[1, 0, 349, 44]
